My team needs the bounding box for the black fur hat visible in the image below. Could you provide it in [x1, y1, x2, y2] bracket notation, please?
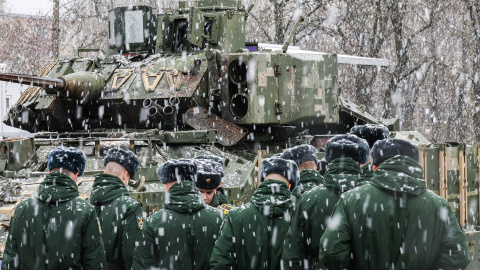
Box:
[260, 157, 300, 191]
[104, 148, 140, 178]
[194, 159, 223, 190]
[48, 146, 87, 176]
[317, 158, 328, 176]
[325, 134, 369, 164]
[350, 124, 390, 148]
[157, 159, 197, 184]
[194, 155, 225, 177]
[282, 144, 318, 166]
[371, 139, 419, 166]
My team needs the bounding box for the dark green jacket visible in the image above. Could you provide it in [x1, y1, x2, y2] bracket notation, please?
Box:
[3, 172, 106, 269]
[90, 173, 143, 270]
[291, 169, 323, 199]
[361, 162, 374, 181]
[282, 158, 364, 270]
[210, 179, 294, 270]
[132, 180, 223, 270]
[319, 156, 471, 270]
[210, 187, 231, 207]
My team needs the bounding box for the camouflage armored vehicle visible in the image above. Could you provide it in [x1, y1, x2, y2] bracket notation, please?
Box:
[0, 0, 478, 267]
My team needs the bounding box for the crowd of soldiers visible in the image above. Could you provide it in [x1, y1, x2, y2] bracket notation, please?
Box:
[0, 124, 472, 269]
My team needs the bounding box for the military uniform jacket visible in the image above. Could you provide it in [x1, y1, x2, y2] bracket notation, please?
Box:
[3, 172, 107, 269]
[282, 158, 364, 270]
[210, 179, 294, 270]
[361, 162, 374, 181]
[210, 187, 231, 207]
[319, 156, 471, 270]
[132, 180, 223, 270]
[210, 187, 233, 215]
[291, 169, 324, 199]
[90, 173, 143, 270]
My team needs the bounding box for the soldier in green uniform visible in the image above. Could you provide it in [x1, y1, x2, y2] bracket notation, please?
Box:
[319, 139, 471, 269]
[282, 144, 323, 198]
[90, 148, 142, 270]
[3, 146, 107, 269]
[194, 155, 233, 214]
[282, 134, 369, 270]
[194, 155, 231, 206]
[132, 159, 223, 270]
[350, 124, 389, 180]
[317, 158, 328, 176]
[210, 157, 299, 270]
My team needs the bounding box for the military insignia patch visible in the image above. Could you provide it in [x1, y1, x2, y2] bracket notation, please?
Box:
[217, 203, 234, 215]
[136, 214, 144, 230]
[96, 217, 102, 236]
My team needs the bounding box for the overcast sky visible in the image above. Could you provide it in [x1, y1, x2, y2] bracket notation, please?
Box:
[4, 0, 53, 15]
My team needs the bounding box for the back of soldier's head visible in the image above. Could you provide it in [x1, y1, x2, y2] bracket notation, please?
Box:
[103, 148, 140, 179]
[48, 146, 87, 178]
[371, 139, 419, 166]
[282, 144, 318, 170]
[260, 157, 300, 191]
[325, 134, 369, 164]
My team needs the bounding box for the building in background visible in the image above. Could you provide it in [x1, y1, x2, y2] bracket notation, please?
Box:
[0, 64, 31, 138]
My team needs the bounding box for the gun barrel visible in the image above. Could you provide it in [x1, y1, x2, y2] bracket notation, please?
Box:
[0, 73, 65, 90]
[0, 72, 105, 102]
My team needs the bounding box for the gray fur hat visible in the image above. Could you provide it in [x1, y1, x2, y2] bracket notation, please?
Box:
[260, 157, 300, 191]
[157, 159, 197, 183]
[371, 139, 419, 166]
[325, 134, 369, 164]
[282, 144, 318, 167]
[350, 124, 390, 148]
[104, 148, 140, 178]
[48, 146, 87, 176]
[194, 159, 223, 190]
[194, 155, 224, 177]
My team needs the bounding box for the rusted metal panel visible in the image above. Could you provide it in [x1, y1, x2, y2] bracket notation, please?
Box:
[185, 107, 247, 146]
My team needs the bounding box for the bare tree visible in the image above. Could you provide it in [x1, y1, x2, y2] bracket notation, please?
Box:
[0, 14, 51, 74]
[463, 0, 480, 142]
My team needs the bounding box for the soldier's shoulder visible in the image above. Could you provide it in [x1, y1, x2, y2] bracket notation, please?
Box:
[302, 184, 328, 198]
[14, 196, 37, 211]
[344, 182, 374, 195]
[203, 204, 225, 217]
[119, 195, 142, 209]
[227, 202, 254, 218]
[421, 189, 450, 206]
[73, 197, 96, 211]
[145, 208, 172, 223]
